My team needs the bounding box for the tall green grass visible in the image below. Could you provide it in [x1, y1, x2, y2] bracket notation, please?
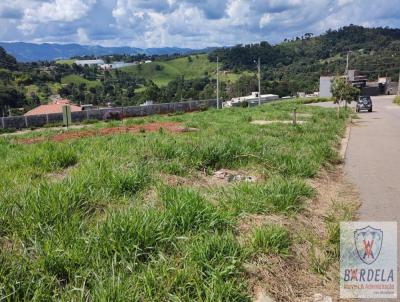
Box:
[0, 101, 349, 300]
[251, 225, 291, 256]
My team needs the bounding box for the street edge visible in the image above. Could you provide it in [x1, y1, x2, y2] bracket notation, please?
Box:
[340, 121, 352, 160]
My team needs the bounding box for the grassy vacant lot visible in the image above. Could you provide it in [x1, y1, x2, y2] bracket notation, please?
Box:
[0, 101, 350, 301]
[56, 59, 75, 65]
[61, 74, 101, 89]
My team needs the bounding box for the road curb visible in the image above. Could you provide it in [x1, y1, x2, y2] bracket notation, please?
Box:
[340, 121, 352, 160]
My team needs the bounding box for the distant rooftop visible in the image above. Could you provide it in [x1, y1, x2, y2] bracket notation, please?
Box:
[24, 99, 81, 116]
[75, 59, 105, 66]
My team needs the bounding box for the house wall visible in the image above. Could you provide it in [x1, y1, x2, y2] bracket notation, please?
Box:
[0, 99, 217, 130]
[319, 77, 333, 97]
[361, 86, 380, 96]
[385, 82, 399, 95]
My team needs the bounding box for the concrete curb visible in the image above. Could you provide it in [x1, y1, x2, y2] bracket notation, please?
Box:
[340, 121, 352, 160]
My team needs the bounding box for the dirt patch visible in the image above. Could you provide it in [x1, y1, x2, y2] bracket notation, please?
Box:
[161, 169, 261, 189]
[212, 169, 258, 184]
[239, 166, 360, 302]
[17, 122, 194, 144]
[47, 166, 76, 182]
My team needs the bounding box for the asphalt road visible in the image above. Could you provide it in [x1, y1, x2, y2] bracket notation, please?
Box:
[344, 95, 400, 301]
[309, 96, 400, 299]
[344, 95, 400, 222]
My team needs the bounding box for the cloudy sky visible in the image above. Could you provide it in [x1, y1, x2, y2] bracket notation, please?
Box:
[1, 0, 400, 48]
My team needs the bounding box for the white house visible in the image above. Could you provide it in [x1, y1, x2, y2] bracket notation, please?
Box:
[225, 92, 279, 107]
[100, 62, 137, 70]
[75, 59, 105, 66]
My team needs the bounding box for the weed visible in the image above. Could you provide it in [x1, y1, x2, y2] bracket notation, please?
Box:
[160, 187, 231, 235]
[309, 244, 331, 276]
[222, 176, 314, 215]
[24, 143, 78, 172]
[251, 225, 291, 256]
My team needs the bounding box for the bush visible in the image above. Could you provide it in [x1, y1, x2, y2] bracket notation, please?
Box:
[394, 96, 400, 105]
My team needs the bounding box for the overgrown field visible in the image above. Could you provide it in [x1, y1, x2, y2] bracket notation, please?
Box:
[0, 101, 350, 301]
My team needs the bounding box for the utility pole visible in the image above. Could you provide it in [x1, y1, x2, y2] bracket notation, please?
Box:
[396, 71, 400, 96]
[180, 75, 183, 102]
[345, 51, 350, 78]
[217, 56, 220, 109]
[258, 57, 261, 106]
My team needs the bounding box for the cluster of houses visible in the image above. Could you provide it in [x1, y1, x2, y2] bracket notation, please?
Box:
[320, 70, 399, 97]
[74, 59, 152, 70]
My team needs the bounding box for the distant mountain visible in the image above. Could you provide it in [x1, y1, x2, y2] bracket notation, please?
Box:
[0, 42, 214, 62]
[0, 46, 17, 70]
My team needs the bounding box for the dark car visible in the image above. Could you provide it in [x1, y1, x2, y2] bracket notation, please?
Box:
[356, 96, 373, 112]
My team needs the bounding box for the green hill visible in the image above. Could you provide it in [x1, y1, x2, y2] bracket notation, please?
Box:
[121, 54, 248, 86]
[210, 25, 400, 93]
[121, 55, 214, 86]
[61, 74, 101, 89]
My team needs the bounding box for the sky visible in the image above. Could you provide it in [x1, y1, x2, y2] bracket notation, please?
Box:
[1, 0, 400, 48]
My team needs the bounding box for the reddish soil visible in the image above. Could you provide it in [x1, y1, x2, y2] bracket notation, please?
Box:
[18, 122, 189, 144]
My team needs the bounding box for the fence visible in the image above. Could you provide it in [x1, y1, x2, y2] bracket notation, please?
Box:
[0, 99, 217, 130]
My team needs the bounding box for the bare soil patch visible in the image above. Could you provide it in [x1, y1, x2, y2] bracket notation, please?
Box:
[161, 169, 260, 189]
[239, 166, 360, 302]
[17, 122, 193, 144]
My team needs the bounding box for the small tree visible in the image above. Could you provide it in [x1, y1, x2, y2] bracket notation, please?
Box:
[331, 77, 360, 117]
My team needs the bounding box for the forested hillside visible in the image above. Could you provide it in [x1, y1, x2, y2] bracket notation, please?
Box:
[209, 25, 400, 93]
[1, 25, 400, 116]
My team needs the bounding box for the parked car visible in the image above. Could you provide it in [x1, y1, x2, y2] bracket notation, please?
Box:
[356, 96, 373, 112]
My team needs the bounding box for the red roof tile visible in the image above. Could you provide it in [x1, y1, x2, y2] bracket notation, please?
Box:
[25, 101, 81, 116]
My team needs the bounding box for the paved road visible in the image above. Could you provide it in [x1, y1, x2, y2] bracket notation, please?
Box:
[309, 96, 400, 299]
[344, 95, 400, 222]
[344, 95, 400, 301]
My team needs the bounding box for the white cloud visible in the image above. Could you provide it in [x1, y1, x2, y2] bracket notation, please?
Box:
[0, 0, 400, 48]
[31, 0, 95, 22]
[259, 14, 273, 29]
[77, 27, 89, 44]
[18, 0, 96, 34]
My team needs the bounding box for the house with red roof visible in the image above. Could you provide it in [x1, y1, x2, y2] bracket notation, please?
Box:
[24, 99, 82, 116]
